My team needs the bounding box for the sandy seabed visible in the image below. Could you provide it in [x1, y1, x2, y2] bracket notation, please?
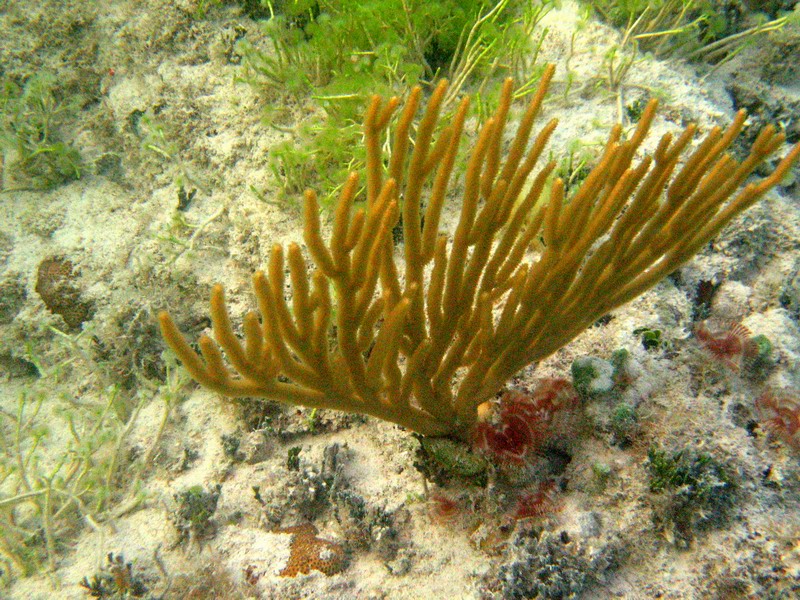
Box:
[1, 1, 799, 598]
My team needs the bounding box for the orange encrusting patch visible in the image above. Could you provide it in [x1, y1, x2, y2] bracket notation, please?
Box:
[276, 523, 347, 577]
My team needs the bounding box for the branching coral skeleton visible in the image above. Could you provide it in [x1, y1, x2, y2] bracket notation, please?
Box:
[160, 64, 800, 438]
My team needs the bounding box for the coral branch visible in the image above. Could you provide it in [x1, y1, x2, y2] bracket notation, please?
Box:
[160, 64, 800, 437]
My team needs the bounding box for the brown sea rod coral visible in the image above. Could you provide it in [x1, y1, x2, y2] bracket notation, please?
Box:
[159, 65, 800, 438]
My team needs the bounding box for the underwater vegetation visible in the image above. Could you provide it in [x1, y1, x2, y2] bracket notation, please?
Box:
[647, 446, 738, 548]
[0, 73, 82, 190]
[237, 0, 550, 205]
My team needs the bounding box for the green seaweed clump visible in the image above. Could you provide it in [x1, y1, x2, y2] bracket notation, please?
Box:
[647, 446, 737, 547]
[741, 333, 775, 382]
[610, 403, 639, 447]
[0, 73, 82, 190]
[237, 0, 548, 207]
[173, 484, 222, 544]
[416, 435, 489, 485]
